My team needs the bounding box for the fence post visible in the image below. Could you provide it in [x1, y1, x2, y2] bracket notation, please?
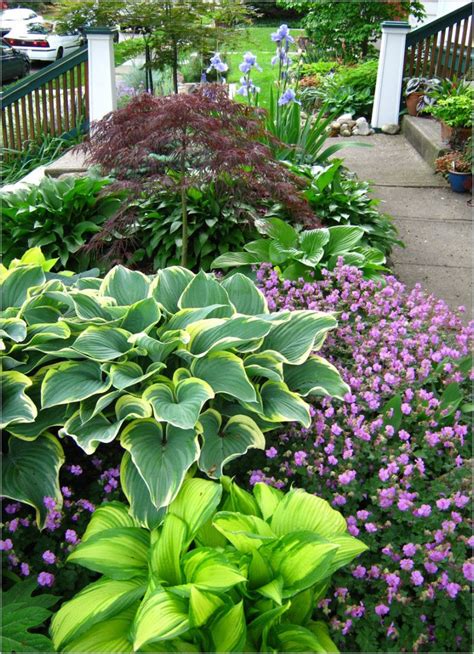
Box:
[371, 21, 411, 128]
[85, 27, 117, 124]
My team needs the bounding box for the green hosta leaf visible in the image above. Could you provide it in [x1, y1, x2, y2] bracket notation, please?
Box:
[50, 577, 146, 651]
[70, 291, 115, 322]
[68, 527, 150, 580]
[258, 217, 298, 249]
[326, 225, 364, 256]
[41, 361, 111, 408]
[0, 265, 45, 310]
[270, 489, 347, 539]
[119, 297, 162, 333]
[213, 511, 276, 553]
[2, 434, 64, 529]
[261, 532, 339, 597]
[72, 327, 133, 361]
[0, 371, 37, 429]
[221, 273, 268, 315]
[186, 316, 272, 357]
[183, 548, 247, 591]
[120, 453, 165, 530]
[198, 410, 265, 478]
[107, 361, 165, 390]
[143, 378, 214, 430]
[151, 266, 195, 313]
[284, 355, 350, 400]
[178, 270, 233, 318]
[253, 483, 284, 521]
[299, 228, 330, 258]
[210, 601, 246, 653]
[262, 311, 337, 364]
[60, 412, 123, 455]
[211, 251, 260, 268]
[244, 352, 284, 382]
[63, 605, 136, 653]
[132, 589, 189, 650]
[257, 380, 311, 427]
[120, 420, 199, 509]
[81, 501, 136, 541]
[191, 352, 256, 402]
[0, 317, 27, 343]
[100, 266, 150, 305]
[189, 587, 225, 628]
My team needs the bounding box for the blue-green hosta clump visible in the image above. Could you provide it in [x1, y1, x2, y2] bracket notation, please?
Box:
[50, 477, 368, 653]
[1, 249, 349, 528]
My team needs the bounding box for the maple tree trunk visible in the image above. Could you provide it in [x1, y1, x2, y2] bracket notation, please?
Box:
[172, 40, 179, 94]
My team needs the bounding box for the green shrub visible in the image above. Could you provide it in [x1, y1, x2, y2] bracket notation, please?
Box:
[50, 476, 367, 652]
[299, 60, 341, 79]
[427, 92, 473, 128]
[212, 217, 387, 281]
[1, 248, 347, 530]
[0, 173, 125, 269]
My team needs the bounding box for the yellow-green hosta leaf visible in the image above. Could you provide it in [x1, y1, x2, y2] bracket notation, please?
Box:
[151, 513, 187, 586]
[261, 532, 339, 597]
[189, 587, 226, 628]
[213, 511, 276, 553]
[272, 624, 331, 653]
[185, 316, 272, 358]
[191, 351, 257, 402]
[210, 601, 246, 653]
[178, 270, 233, 318]
[167, 478, 223, 546]
[248, 548, 273, 589]
[248, 602, 290, 651]
[221, 273, 269, 316]
[51, 577, 146, 651]
[270, 489, 347, 539]
[41, 361, 111, 409]
[119, 297, 162, 333]
[255, 576, 283, 605]
[258, 380, 311, 427]
[307, 621, 340, 653]
[262, 310, 337, 363]
[60, 412, 123, 455]
[198, 410, 265, 479]
[2, 433, 64, 529]
[107, 361, 165, 390]
[63, 604, 137, 653]
[325, 534, 369, 576]
[143, 378, 214, 430]
[68, 527, 150, 580]
[132, 588, 190, 650]
[120, 419, 199, 510]
[220, 476, 260, 516]
[253, 483, 284, 522]
[71, 327, 133, 362]
[0, 264, 45, 310]
[81, 502, 136, 542]
[0, 371, 37, 429]
[183, 548, 247, 591]
[284, 355, 350, 400]
[100, 266, 150, 306]
[151, 266, 195, 314]
[244, 352, 284, 382]
[120, 452, 165, 530]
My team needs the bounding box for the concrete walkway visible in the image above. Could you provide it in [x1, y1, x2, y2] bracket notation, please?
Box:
[331, 133, 473, 318]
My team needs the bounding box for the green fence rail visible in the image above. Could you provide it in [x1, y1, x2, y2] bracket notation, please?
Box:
[1, 46, 89, 154]
[405, 3, 472, 79]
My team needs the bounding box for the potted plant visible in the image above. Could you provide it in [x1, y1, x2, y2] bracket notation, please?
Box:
[404, 77, 439, 116]
[427, 91, 473, 146]
[435, 141, 472, 193]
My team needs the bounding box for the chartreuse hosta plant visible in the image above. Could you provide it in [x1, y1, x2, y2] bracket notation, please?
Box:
[1, 249, 349, 528]
[50, 477, 368, 653]
[212, 218, 387, 281]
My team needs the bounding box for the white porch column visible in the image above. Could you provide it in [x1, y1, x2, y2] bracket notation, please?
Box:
[371, 21, 411, 128]
[86, 28, 117, 124]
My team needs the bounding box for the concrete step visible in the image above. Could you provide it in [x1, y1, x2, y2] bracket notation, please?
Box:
[45, 150, 89, 178]
[402, 115, 449, 169]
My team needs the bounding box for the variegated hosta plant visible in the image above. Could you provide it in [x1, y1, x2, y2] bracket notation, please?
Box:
[1, 249, 349, 528]
[50, 477, 368, 653]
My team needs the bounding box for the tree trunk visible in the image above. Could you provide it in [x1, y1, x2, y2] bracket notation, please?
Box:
[172, 40, 179, 94]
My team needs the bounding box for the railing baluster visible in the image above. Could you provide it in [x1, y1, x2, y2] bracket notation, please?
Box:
[70, 67, 77, 129]
[34, 88, 41, 136]
[13, 101, 22, 150]
[47, 80, 56, 136]
[2, 109, 10, 152]
[428, 32, 438, 76]
[41, 85, 48, 134]
[55, 77, 62, 133]
[464, 18, 472, 76]
[77, 62, 83, 125]
[62, 72, 70, 132]
[7, 105, 15, 152]
[27, 93, 35, 141]
[457, 17, 469, 76]
[449, 20, 462, 76]
[414, 40, 423, 75]
[408, 45, 415, 77]
[20, 96, 29, 144]
[435, 28, 446, 76]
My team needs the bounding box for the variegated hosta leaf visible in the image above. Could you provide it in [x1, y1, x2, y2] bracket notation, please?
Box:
[2, 434, 64, 528]
[143, 378, 214, 430]
[150, 266, 195, 313]
[220, 272, 269, 316]
[178, 270, 234, 318]
[71, 327, 134, 361]
[183, 548, 247, 592]
[119, 297, 161, 333]
[244, 352, 284, 382]
[120, 420, 199, 510]
[50, 577, 146, 652]
[284, 355, 350, 400]
[62, 605, 137, 653]
[100, 265, 150, 306]
[191, 352, 257, 402]
[132, 588, 190, 651]
[0, 317, 27, 343]
[106, 361, 165, 391]
[0, 265, 45, 310]
[81, 501, 137, 542]
[185, 316, 273, 357]
[213, 511, 276, 553]
[210, 601, 246, 653]
[120, 453, 165, 530]
[0, 371, 37, 429]
[198, 409, 265, 478]
[41, 361, 111, 408]
[189, 587, 225, 628]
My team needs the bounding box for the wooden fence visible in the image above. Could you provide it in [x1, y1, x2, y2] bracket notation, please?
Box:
[404, 2, 472, 79]
[1, 46, 89, 154]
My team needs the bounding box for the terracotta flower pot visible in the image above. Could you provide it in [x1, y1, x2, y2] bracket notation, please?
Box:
[406, 92, 423, 116]
[440, 122, 471, 146]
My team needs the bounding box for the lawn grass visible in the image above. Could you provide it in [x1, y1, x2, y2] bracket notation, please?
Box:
[225, 26, 305, 108]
